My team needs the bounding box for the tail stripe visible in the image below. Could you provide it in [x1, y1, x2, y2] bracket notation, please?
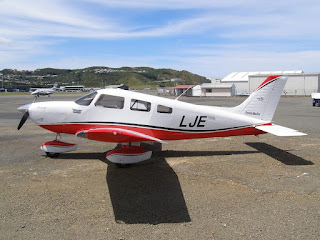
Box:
[255, 75, 281, 91]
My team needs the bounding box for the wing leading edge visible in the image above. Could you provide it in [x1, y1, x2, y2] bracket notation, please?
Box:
[255, 124, 307, 137]
[76, 127, 164, 143]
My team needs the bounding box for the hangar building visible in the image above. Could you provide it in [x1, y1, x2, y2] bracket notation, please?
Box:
[200, 82, 235, 97]
[221, 71, 320, 95]
[173, 83, 235, 97]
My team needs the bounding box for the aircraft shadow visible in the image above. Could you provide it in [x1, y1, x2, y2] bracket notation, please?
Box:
[57, 151, 191, 224]
[57, 149, 257, 160]
[162, 150, 257, 158]
[53, 143, 313, 225]
[105, 155, 191, 224]
[55, 152, 106, 160]
[246, 142, 314, 165]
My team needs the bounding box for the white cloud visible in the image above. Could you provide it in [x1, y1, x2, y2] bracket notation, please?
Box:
[1, 0, 320, 40]
[0, 0, 104, 28]
[84, 0, 319, 13]
[0, 37, 12, 44]
[1, 0, 320, 76]
[84, 0, 258, 10]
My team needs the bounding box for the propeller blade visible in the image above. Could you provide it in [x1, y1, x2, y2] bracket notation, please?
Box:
[17, 111, 29, 130]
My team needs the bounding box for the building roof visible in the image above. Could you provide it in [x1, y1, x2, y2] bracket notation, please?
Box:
[222, 71, 304, 82]
[174, 85, 195, 89]
[201, 83, 234, 89]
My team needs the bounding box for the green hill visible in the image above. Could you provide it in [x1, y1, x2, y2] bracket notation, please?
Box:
[0, 66, 209, 89]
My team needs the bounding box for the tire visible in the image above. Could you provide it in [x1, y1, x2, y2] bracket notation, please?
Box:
[116, 163, 131, 168]
[316, 102, 320, 107]
[46, 152, 60, 158]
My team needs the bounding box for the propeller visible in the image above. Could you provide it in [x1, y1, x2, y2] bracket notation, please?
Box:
[17, 110, 29, 130]
[17, 103, 33, 130]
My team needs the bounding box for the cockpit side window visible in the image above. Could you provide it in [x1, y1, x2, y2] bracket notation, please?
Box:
[157, 104, 172, 114]
[95, 94, 124, 109]
[130, 99, 151, 112]
[75, 91, 97, 106]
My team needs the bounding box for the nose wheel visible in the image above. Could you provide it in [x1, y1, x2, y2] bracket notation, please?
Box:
[40, 134, 77, 158]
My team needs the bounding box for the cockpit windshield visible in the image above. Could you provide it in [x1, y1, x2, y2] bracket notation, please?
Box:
[75, 91, 97, 106]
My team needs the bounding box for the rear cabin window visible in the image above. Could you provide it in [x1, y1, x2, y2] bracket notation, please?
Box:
[95, 94, 124, 109]
[157, 105, 172, 114]
[130, 99, 151, 112]
[75, 91, 97, 106]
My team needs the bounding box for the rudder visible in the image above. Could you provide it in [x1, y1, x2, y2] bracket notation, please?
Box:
[231, 75, 287, 122]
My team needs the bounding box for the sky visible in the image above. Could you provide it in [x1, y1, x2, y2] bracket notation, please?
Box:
[1, 0, 320, 78]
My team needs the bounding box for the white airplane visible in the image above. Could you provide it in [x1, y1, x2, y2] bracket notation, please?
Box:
[31, 83, 58, 97]
[18, 76, 306, 167]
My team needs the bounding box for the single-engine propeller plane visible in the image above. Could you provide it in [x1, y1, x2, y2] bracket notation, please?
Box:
[18, 76, 306, 167]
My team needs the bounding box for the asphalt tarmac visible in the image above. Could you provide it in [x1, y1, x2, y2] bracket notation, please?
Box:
[1, 93, 320, 239]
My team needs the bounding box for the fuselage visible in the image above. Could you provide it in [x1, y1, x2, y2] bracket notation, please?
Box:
[31, 88, 55, 96]
[27, 89, 268, 141]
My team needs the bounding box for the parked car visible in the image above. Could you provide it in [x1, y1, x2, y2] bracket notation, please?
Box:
[311, 93, 320, 107]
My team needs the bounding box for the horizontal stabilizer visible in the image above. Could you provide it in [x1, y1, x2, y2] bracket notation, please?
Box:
[255, 124, 307, 136]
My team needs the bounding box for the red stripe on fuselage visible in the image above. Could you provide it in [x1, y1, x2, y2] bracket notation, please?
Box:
[39, 123, 266, 142]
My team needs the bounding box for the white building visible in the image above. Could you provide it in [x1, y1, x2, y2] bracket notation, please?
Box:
[201, 82, 235, 97]
[61, 85, 85, 92]
[221, 71, 320, 95]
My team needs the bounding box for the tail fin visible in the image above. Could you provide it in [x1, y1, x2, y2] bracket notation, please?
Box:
[231, 75, 287, 122]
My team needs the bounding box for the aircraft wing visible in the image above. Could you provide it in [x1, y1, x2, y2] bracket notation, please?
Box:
[255, 124, 307, 136]
[76, 127, 164, 143]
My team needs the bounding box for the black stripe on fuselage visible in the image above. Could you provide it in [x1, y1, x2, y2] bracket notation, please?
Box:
[58, 121, 253, 133]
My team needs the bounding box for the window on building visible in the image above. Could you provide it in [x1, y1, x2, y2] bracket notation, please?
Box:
[130, 99, 151, 112]
[75, 91, 97, 106]
[206, 89, 212, 93]
[95, 94, 124, 109]
[157, 104, 172, 114]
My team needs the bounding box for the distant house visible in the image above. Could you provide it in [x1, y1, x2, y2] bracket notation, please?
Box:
[174, 85, 195, 96]
[157, 87, 174, 96]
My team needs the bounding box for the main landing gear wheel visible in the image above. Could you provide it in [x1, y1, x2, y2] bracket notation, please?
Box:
[45, 152, 60, 158]
[106, 144, 152, 167]
[115, 163, 132, 168]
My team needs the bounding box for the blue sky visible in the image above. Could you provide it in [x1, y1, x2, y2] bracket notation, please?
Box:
[1, 0, 320, 78]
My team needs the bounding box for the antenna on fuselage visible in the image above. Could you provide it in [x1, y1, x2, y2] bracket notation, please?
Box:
[175, 85, 195, 101]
